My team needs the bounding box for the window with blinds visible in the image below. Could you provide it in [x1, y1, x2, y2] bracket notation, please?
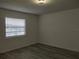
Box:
[5, 17, 26, 37]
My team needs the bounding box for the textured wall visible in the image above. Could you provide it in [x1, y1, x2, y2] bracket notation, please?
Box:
[0, 9, 38, 53]
[39, 8, 79, 52]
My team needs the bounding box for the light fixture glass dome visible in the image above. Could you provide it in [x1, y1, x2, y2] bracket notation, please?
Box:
[33, 0, 49, 5]
[37, 0, 46, 4]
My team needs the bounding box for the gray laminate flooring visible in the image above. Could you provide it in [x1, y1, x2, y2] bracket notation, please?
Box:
[0, 43, 79, 59]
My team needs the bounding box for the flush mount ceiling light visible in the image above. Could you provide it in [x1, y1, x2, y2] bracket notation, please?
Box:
[37, 0, 47, 4]
[32, 0, 50, 5]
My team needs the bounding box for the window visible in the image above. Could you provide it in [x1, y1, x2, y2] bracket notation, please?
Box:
[5, 17, 26, 37]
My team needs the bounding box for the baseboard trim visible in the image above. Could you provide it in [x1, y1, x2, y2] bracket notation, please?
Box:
[37, 43, 79, 58]
[0, 42, 37, 54]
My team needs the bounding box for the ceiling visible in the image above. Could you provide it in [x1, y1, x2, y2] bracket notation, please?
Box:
[0, 0, 79, 15]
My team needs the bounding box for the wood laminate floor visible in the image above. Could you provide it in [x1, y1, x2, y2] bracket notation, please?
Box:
[0, 43, 79, 59]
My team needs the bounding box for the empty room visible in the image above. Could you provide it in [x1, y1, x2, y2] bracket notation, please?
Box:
[0, 0, 79, 59]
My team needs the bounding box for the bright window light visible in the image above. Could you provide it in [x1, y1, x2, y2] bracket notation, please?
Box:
[5, 17, 26, 37]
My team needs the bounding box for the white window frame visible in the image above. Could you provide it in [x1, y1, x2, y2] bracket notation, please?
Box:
[5, 17, 26, 37]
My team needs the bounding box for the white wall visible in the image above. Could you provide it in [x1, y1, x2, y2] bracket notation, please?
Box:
[39, 8, 79, 52]
[0, 9, 38, 53]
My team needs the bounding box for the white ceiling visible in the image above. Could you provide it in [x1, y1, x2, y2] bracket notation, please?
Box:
[0, 0, 79, 15]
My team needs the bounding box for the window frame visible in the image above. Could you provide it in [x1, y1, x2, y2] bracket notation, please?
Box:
[5, 17, 26, 38]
